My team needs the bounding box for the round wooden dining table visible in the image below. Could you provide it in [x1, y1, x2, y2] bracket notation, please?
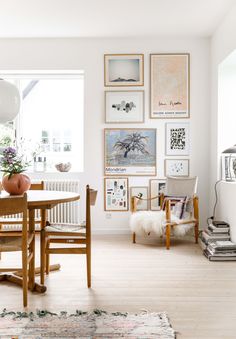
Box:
[0, 190, 80, 293]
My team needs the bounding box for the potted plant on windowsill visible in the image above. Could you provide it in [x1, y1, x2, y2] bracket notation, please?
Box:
[0, 146, 31, 195]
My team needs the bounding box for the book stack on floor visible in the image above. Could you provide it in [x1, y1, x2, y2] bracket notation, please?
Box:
[200, 220, 236, 261]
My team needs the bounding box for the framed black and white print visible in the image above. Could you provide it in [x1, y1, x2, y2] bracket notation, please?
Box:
[130, 186, 149, 211]
[104, 177, 129, 211]
[165, 159, 189, 177]
[105, 91, 144, 123]
[149, 179, 166, 211]
[165, 122, 190, 156]
[104, 54, 144, 87]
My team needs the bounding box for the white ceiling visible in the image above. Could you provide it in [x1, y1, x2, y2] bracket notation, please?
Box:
[0, 0, 234, 38]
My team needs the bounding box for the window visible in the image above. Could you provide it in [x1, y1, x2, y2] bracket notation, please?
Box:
[1, 72, 84, 172]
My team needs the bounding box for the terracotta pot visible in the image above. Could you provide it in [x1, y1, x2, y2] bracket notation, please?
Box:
[2, 173, 31, 195]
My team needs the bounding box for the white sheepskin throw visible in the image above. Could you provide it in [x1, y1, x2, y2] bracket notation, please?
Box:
[130, 211, 195, 237]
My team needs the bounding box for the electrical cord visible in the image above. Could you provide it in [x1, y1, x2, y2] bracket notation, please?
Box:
[206, 179, 222, 226]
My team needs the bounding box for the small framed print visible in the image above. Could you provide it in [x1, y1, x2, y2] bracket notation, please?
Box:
[150, 53, 190, 119]
[165, 159, 189, 177]
[130, 186, 149, 211]
[166, 122, 190, 156]
[105, 91, 144, 123]
[104, 177, 128, 211]
[149, 179, 166, 211]
[105, 128, 157, 176]
[104, 54, 144, 87]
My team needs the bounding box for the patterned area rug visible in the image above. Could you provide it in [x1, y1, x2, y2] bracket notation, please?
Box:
[0, 309, 176, 338]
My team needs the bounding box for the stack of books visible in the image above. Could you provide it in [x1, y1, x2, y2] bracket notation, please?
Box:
[204, 241, 236, 261]
[200, 220, 236, 261]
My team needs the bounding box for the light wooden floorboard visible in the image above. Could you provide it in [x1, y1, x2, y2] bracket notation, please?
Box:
[1, 234, 236, 338]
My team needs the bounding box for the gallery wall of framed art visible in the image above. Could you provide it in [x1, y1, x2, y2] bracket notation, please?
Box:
[103, 52, 191, 213]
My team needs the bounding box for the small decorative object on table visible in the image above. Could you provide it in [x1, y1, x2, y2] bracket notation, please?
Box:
[0, 146, 31, 195]
[55, 162, 71, 172]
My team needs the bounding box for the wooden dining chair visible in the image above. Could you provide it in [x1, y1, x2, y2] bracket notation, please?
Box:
[42, 185, 97, 287]
[0, 193, 32, 307]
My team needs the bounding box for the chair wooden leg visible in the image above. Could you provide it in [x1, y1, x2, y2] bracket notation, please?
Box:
[22, 243, 28, 307]
[86, 246, 91, 288]
[166, 224, 170, 250]
[45, 239, 50, 275]
[0, 224, 2, 260]
[195, 222, 199, 244]
[40, 210, 47, 285]
[132, 232, 136, 244]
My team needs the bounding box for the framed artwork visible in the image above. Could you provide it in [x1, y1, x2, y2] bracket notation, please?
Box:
[104, 54, 144, 87]
[149, 179, 166, 211]
[105, 91, 144, 123]
[150, 53, 190, 119]
[104, 177, 128, 211]
[104, 128, 156, 176]
[130, 186, 149, 211]
[165, 122, 190, 156]
[165, 159, 189, 177]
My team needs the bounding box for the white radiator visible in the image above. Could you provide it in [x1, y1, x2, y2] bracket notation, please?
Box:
[43, 180, 80, 224]
[1, 180, 80, 230]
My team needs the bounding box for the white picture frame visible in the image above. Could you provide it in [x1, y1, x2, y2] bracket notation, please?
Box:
[149, 179, 166, 211]
[104, 177, 129, 211]
[165, 122, 190, 156]
[105, 91, 144, 123]
[165, 159, 189, 177]
[104, 54, 144, 87]
[130, 186, 149, 211]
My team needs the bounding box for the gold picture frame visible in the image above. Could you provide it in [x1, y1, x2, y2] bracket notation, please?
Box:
[130, 186, 149, 211]
[104, 54, 144, 87]
[150, 53, 190, 119]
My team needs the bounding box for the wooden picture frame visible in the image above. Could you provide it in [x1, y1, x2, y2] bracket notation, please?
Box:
[150, 53, 190, 119]
[130, 186, 149, 211]
[105, 90, 144, 123]
[165, 122, 190, 156]
[104, 177, 129, 211]
[104, 54, 144, 87]
[149, 179, 166, 211]
[104, 128, 157, 176]
[165, 159, 190, 177]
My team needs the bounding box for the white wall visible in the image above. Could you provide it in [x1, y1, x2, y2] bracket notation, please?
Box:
[0, 37, 210, 232]
[210, 3, 236, 217]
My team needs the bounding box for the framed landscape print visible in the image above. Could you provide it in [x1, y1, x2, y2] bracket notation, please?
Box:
[130, 186, 149, 211]
[104, 177, 128, 211]
[150, 53, 190, 119]
[149, 179, 166, 211]
[105, 91, 144, 123]
[104, 54, 144, 87]
[105, 128, 156, 176]
[165, 122, 190, 156]
[165, 159, 189, 177]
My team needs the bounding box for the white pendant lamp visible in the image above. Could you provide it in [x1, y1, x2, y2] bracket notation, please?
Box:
[0, 79, 20, 124]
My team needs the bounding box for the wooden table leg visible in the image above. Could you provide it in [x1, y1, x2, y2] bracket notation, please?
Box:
[5, 274, 46, 293]
[40, 209, 46, 285]
[28, 209, 35, 291]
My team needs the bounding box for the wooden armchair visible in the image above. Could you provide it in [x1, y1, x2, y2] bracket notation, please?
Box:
[42, 185, 97, 288]
[131, 176, 199, 250]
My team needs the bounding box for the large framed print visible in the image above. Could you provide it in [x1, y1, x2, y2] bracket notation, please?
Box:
[149, 179, 166, 211]
[150, 53, 190, 119]
[130, 186, 149, 211]
[165, 159, 189, 177]
[165, 123, 190, 156]
[105, 128, 156, 176]
[104, 54, 144, 87]
[105, 91, 144, 123]
[104, 177, 128, 211]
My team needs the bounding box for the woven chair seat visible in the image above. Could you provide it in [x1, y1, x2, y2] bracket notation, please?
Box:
[45, 223, 86, 233]
[0, 236, 22, 252]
